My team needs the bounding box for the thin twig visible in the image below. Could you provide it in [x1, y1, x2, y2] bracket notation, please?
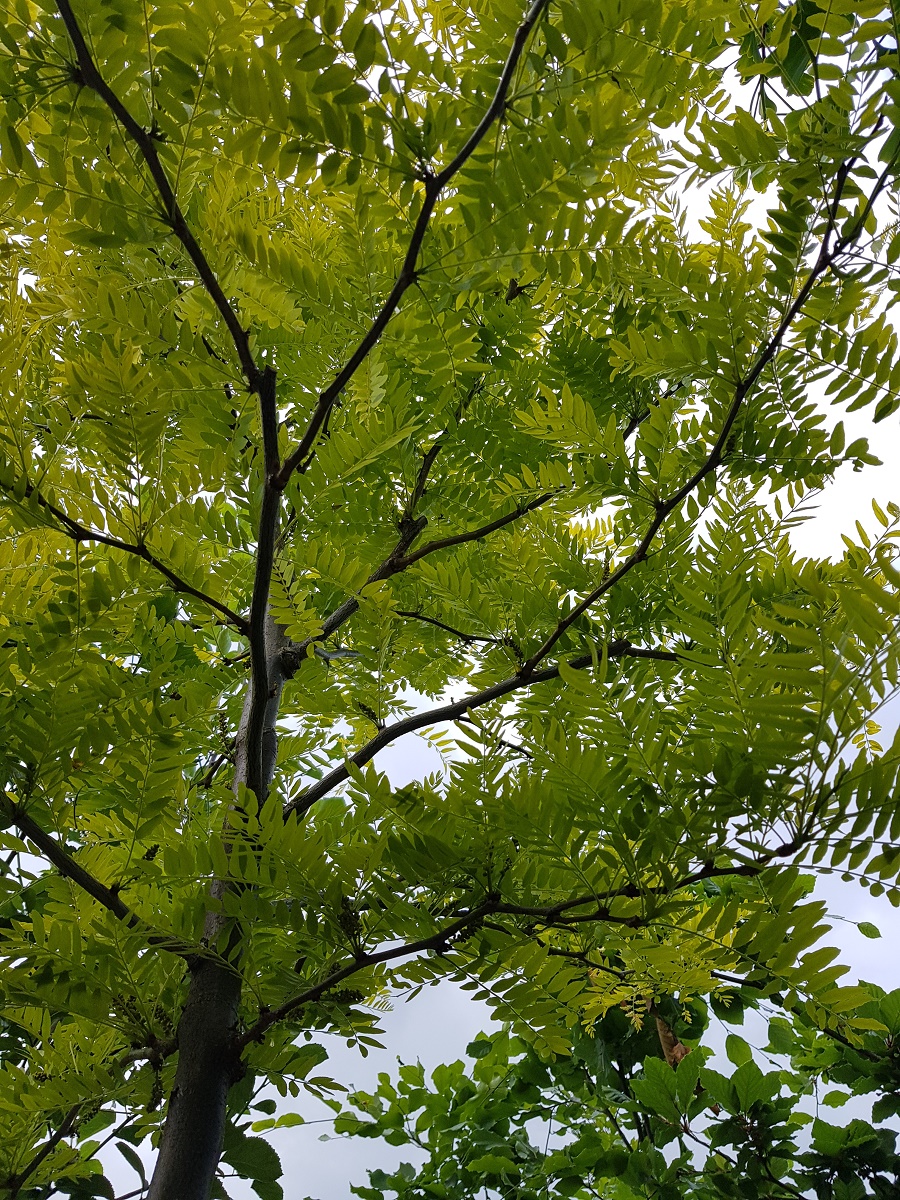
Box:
[396, 610, 502, 645]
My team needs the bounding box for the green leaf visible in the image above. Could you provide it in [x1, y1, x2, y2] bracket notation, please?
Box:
[222, 1133, 283, 1183]
[725, 1034, 752, 1068]
[467, 1039, 493, 1059]
[115, 1142, 147, 1187]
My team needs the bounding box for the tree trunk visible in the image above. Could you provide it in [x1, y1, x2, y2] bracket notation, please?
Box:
[147, 616, 289, 1200]
[146, 933, 242, 1200]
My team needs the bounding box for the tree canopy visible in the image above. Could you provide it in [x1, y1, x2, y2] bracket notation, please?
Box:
[0, 0, 899, 1197]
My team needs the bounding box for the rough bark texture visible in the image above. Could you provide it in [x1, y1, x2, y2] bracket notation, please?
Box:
[146, 943, 242, 1200]
[147, 616, 289, 1200]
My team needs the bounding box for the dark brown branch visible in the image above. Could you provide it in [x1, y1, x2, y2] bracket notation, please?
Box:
[398, 374, 483, 515]
[623, 381, 684, 440]
[236, 902, 496, 1047]
[623, 409, 650, 440]
[55, 0, 259, 387]
[492, 862, 761, 922]
[4, 1104, 81, 1197]
[257, 366, 280, 477]
[519, 157, 888, 675]
[274, 0, 552, 489]
[118, 1040, 178, 1069]
[494, 901, 643, 927]
[408, 440, 443, 515]
[195, 753, 228, 790]
[7, 479, 248, 634]
[392, 375, 483, 531]
[221, 649, 251, 667]
[237, 852, 795, 1050]
[712, 968, 883, 1062]
[284, 640, 678, 816]
[396, 610, 501, 645]
[281, 490, 557, 672]
[394, 491, 557, 569]
[467, 850, 795, 922]
[545, 946, 625, 979]
[499, 839, 810, 927]
[243, 369, 283, 804]
[1, 796, 196, 959]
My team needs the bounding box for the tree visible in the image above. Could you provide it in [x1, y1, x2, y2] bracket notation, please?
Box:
[0, 0, 898, 1197]
[334, 1008, 900, 1200]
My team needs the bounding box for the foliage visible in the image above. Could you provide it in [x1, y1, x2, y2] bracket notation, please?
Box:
[334, 1002, 900, 1200]
[0, 0, 897, 1196]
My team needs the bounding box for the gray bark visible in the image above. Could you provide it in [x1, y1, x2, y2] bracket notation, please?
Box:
[147, 615, 289, 1200]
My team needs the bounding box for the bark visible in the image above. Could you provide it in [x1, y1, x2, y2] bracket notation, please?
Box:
[147, 616, 289, 1200]
[146, 940, 242, 1200]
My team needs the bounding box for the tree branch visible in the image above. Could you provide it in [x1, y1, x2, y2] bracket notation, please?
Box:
[519, 157, 892, 675]
[243, 368, 283, 804]
[6, 478, 249, 634]
[1, 795, 197, 959]
[395, 610, 502, 645]
[280, 490, 559, 672]
[489, 861, 762, 923]
[394, 491, 558, 569]
[407, 440, 444, 516]
[194, 752, 229, 791]
[4, 1103, 81, 1198]
[55, 0, 260, 388]
[237, 852, 796, 1050]
[236, 902, 497, 1047]
[623, 381, 684, 440]
[274, 0, 552, 489]
[118, 1039, 177, 1069]
[284, 640, 678, 817]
